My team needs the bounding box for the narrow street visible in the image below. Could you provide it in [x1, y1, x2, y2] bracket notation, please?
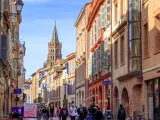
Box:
[0, 0, 160, 120]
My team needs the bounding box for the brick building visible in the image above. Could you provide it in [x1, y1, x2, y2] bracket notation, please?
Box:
[86, 0, 112, 112]
[142, 0, 160, 119]
[111, 0, 143, 119]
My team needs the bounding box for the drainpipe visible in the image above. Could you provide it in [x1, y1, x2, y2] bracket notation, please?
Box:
[110, 0, 113, 111]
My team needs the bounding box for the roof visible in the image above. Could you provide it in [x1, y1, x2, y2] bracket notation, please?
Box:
[52, 21, 59, 43]
[66, 52, 76, 60]
[25, 79, 32, 84]
[74, 2, 92, 26]
[38, 67, 50, 72]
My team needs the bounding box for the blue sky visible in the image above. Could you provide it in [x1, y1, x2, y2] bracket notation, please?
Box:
[20, 0, 90, 78]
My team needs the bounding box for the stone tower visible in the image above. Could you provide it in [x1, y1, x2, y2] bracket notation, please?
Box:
[47, 22, 62, 67]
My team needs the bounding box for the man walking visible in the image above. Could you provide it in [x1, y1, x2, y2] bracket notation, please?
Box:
[70, 103, 77, 120]
[60, 105, 68, 120]
[117, 104, 126, 120]
[77, 104, 85, 120]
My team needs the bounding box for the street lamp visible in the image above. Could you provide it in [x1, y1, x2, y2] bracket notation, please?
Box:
[15, 0, 24, 14]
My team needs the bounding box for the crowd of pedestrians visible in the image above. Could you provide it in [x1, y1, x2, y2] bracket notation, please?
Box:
[37, 102, 129, 120]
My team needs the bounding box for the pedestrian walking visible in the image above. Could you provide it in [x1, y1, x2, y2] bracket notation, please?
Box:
[70, 103, 77, 120]
[117, 104, 126, 120]
[42, 107, 48, 120]
[94, 106, 104, 120]
[88, 101, 96, 118]
[60, 105, 68, 120]
[77, 104, 85, 120]
[104, 107, 113, 120]
[49, 107, 54, 119]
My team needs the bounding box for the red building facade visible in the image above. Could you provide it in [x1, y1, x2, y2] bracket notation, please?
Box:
[85, 0, 111, 112]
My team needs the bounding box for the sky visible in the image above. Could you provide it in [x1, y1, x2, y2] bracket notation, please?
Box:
[20, 0, 90, 78]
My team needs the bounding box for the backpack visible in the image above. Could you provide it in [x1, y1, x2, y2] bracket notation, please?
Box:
[79, 107, 84, 114]
[107, 112, 112, 119]
[62, 109, 67, 117]
[120, 109, 125, 117]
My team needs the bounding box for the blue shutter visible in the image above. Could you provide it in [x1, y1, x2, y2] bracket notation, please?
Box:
[67, 62, 69, 74]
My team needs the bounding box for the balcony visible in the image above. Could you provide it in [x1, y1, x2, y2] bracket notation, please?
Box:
[63, 78, 67, 85]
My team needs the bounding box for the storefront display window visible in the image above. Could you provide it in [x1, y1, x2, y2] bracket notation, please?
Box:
[147, 79, 160, 120]
[148, 81, 153, 120]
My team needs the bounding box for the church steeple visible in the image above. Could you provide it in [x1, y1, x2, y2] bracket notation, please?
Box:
[47, 21, 62, 67]
[52, 21, 59, 43]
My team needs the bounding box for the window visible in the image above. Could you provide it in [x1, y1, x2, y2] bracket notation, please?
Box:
[155, 16, 160, 53]
[114, 3, 118, 24]
[1, 35, 8, 61]
[114, 40, 118, 68]
[143, 24, 149, 57]
[128, 0, 141, 72]
[120, 36, 125, 65]
[120, 0, 124, 17]
[100, 3, 107, 28]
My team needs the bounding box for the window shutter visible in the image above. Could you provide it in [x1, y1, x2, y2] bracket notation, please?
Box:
[107, 2, 111, 23]
[100, 43, 104, 71]
[0, 34, 8, 62]
[89, 30, 92, 49]
[96, 49, 98, 73]
[104, 39, 108, 69]
[96, 18, 99, 41]
[95, 50, 97, 74]
[98, 15, 101, 38]
[67, 62, 69, 74]
[104, 3, 107, 26]
[100, 6, 104, 28]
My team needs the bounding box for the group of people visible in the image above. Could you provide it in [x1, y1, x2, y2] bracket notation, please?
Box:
[37, 102, 127, 120]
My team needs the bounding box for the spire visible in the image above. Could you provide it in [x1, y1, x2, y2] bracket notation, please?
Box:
[52, 21, 59, 43]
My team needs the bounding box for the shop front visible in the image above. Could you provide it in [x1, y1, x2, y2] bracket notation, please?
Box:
[147, 78, 160, 120]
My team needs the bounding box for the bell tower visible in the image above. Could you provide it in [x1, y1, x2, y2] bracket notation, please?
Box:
[47, 21, 62, 67]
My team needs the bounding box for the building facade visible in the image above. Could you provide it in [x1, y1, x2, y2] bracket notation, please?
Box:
[23, 79, 32, 103]
[31, 72, 37, 103]
[66, 53, 76, 108]
[75, 3, 90, 107]
[142, 0, 160, 119]
[85, 0, 111, 112]
[0, 0, 25, 117]
[47, 22, 62, 67]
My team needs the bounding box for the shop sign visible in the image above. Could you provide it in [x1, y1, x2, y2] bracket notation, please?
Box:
[14, 89, 22, 94]
[102, 81, 112, 86]
[24, 103, 37, 118]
